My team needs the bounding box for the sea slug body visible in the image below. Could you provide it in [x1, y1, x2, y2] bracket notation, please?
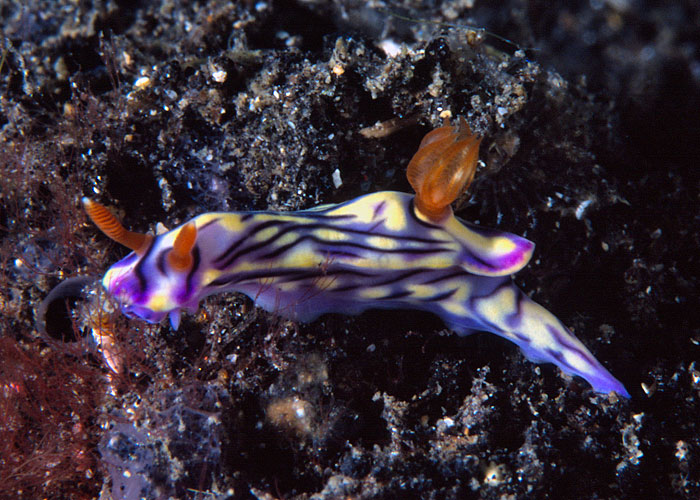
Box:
[83, 119, 629, 398]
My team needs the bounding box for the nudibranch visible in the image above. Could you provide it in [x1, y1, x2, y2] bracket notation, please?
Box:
[83, 119, 629, 397]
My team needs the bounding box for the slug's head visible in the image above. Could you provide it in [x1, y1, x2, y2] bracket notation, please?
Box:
[83, 198, 199, 329]
[407, 118, 481, 222]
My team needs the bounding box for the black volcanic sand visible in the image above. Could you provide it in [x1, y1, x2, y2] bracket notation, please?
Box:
[1, 1, 698, 499]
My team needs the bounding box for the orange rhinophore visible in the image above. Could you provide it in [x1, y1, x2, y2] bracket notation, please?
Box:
[167, 222, 197, 272]
[82, 198, 152, 254]
[406, 118, 482, 221]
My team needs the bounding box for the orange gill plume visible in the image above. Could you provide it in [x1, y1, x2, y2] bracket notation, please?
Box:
[406, 118, 482, 221]
[82, 198, 153, 254]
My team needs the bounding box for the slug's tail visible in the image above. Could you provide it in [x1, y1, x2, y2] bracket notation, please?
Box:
[441, 280, 629, 398]
[509, 302, 630, 398]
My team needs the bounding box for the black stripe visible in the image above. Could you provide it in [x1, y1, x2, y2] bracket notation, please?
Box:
[257, 234, 453, 262]
[379, 289, 414, 300]
[133, 236, 157, 294]
[371, 268, 431, 287]
[474, 280, 512, 302]
[408, 199, 514, 275]
[311, 213, 356, 220]
[156, 248, 167, 275]
[366, 220, 383, 233]
[467, 253, 497, 273]
[407, 199, 443, 230]
[546, 325, 597, 367]
[206, 267, 374, 289]
[184, 246, 201, 298]
[466, 281, 515, 335]
[504, 289, 525, 329]
[215, 217, 448, 269]
[421, 288, 458, 302]
[545, 347, 576, 372]
[510, 330, 531, 343]
[207, 275, 238, 287]
[371, 200, 386, 221]
[421, 269, 468, 284]
[215, 224, 297, 269]
[206, 268, 306, 288]
[241, 209, 356, 221]
[329, 284, 363, 293]
[214, 219, 293, 265]
[198, 217, 221, 231]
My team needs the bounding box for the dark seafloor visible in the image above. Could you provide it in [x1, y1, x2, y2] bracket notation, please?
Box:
[0, 1, 698, 499]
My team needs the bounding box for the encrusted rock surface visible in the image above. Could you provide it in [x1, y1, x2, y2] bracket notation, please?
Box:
[1, 1, 698, 498]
